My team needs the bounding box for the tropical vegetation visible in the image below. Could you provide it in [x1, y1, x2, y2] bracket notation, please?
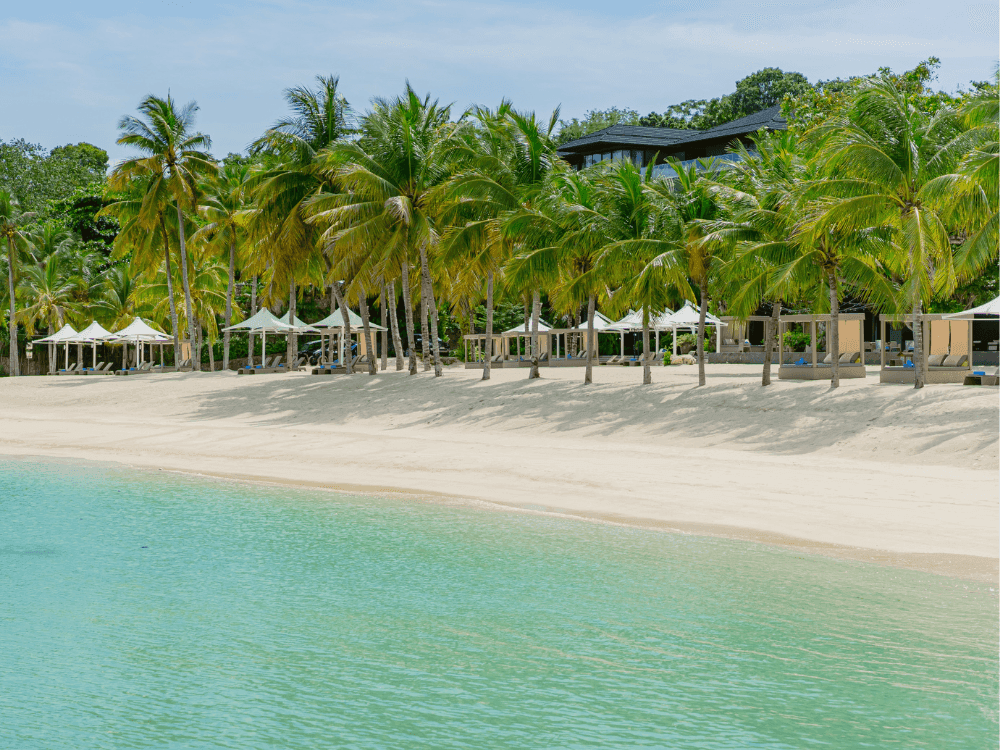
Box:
[0, 60, 995, 393]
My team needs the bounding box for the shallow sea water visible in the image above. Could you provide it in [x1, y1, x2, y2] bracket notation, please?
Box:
[1, 458, 996, 749]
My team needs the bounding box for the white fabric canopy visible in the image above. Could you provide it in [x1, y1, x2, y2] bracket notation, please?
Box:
[33, 324, 78, 343]
[278, 312, 322, 333]
[659, 302, 726, 328]
[222, 308, 299, 333]
[74, 321, 117, 342]
[945, 294, 1000, 318]
[503, 319, 553, 335]
[114, 317, 171, 341]
[607, 308, 674, 332]
[313, 307, 386, 331]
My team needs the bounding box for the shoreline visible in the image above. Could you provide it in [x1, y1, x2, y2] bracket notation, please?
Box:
[2, 365, 996, 583]
[4, 450, 997, 583]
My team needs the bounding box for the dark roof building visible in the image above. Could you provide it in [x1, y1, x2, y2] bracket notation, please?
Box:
[557, 105, 787, 172]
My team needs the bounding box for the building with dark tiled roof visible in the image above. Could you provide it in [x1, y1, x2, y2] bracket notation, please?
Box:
[556, 105, 787, 173]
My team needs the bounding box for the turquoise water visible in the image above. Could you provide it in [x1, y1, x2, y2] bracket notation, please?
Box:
[1, 459, 996, 749]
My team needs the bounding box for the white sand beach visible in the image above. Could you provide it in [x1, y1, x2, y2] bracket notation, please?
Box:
[2, 364, 997, 581]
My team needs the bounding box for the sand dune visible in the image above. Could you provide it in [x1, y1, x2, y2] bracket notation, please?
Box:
[1, 363, 996, 581]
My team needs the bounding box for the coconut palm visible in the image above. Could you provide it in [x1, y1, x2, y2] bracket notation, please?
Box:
[247, 75, 351, 368]
[193, 161, 253, 369]
[0, 191, 35, 375]
[645, 158, 728, 386]
[590, 159, 692, 384]
[111, 93, 215, 369]
[309, 85, 456, 377]
[811, 76, 966, 388]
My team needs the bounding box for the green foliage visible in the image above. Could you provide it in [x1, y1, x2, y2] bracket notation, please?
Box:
[0, 139, 108, 216]
[49, 183, 118, 260]
[783, 330, 811, 352]
[676, 333, 697, 351]
[474, 301, 523, 333]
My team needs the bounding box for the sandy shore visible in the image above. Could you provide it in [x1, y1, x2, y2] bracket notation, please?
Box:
[1, 363, 997, 581]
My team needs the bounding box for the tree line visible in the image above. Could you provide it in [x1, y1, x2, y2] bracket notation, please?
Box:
[1, 60, 996, 389]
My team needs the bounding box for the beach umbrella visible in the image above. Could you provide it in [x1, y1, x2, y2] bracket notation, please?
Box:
[944, 294, 1000, 318]
[312, 308, 385, 364]
[659, 302, 727, 355]
[33, 324, 79, 372]
[74, 321, 117, 369]
[222, 308, 301, 367]
[606, 309, 674, 357]
[113, 317, 171, 368]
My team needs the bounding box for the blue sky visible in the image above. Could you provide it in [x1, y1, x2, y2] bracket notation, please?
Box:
[2, 0, 997, 163]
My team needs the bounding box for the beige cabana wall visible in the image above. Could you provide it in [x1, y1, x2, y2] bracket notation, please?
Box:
[929, 320, 950, 355]
[948, 320, 970, 355]
[838, 319, 862, 354]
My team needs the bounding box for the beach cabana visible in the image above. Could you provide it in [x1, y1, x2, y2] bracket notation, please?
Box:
[659, 303, 726, 357]
[606, 308, 674, 363]
[878, 314, 973, 384]
[499, 319, 553, 367]
[778, 313, 866, 380]
[311, 308, 384, 367]
[462, 332, 503, 368]
[32, 324, 79, 373]
[113, 317, 172, 370]
[222, 309, 301, 369]
[548, 312, 616, 366]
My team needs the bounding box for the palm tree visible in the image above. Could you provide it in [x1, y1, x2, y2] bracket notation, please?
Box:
[590, 159, 692, 384]
[0, 191, 35, 375]
[247, 75, 351, 369]
[111, 94, 215, 370]
[309, 85, 457, 377]
[17, 250, 83, 373]
[645, 158, 728, 387]
[812, 76, 966, 388]
[193, 161, 252, 369]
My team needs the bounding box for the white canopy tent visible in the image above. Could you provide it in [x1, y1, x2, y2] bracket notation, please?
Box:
[312, 308, 385, 366]
[222, 309, 303, 368]
[74, 321, 117, 370]
[944, 294, 1000, 318]
[113, 317, 172, 369]
[660, 302, 727, 356]
[33, 324, 79, 372]
[606, 308, 675, 358]
[549, 311, 616, 361]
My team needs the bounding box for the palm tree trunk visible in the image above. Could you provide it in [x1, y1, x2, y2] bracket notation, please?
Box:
[248, 275, 257, 369]
[696, 277, 708, 387]
[418, 258, 432, 372]
[584, 294, 596, 385]
[482, 271, 494, 381]
[6, 238, 18, 377]
[175, 202, 199, 371]
[358, 284, 377, 376]
[379, 283, 388, 371]
[402, 263, 417, 375]
[420, 247, 442, 377]
[829, 270, 840, 389]
[642, 306, 651, 385]
[529, 290, 541, 379]
[912, 296, 924, 389]
[158, 215, 181, 365]
[287, 280, 298, 369]
[205, 323, 215, 372]
[762, 300, 780, 386]
[223, 240, 234, 370]
[333, 281, 353, 374]
[388, 280, 404, 371]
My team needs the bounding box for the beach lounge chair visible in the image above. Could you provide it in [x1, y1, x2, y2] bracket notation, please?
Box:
[238, 357, 271, 375]
[79, 362, 104, 374]
[605, 355, 621, 365]
[56, 363, 80, 375]
[964, 366, 999, 386]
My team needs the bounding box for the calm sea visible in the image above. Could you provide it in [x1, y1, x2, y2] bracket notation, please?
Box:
[1, 458, 996, 749]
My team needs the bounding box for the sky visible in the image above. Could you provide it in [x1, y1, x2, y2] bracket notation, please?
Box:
[1, 0, 997, 164]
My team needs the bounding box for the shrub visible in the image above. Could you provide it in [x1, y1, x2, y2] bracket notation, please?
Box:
[662, 351, 672, 366]
[676, 333, 697, 353]
[783, 330, 811, 352]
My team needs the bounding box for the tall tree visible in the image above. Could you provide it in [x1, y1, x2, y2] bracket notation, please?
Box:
[0, 191, 35, 375]
[111, 94, 214, 370]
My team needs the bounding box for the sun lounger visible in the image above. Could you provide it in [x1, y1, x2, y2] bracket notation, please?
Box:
[605, 355, 621, 365]
[56, 363, 80, 375]
[964, 366, 999, 386]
